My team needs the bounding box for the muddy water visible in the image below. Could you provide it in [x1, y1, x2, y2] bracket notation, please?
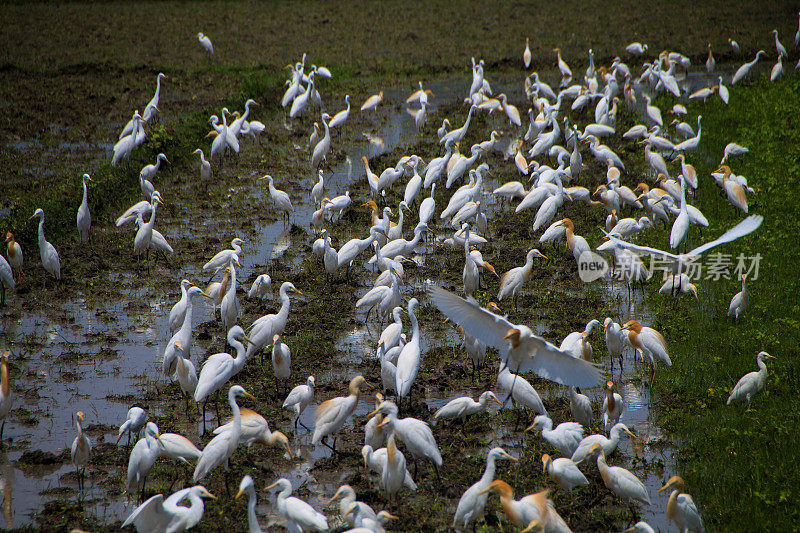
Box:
[0, 69, 712, 527]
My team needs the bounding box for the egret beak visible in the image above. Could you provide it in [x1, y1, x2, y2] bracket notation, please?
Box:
[625, 428, 637, 438]
[476, 486, 492, 496]
[367, 407, 382, 418]
[493, 395, 505, 407]
[242, 335, 255, 346]
[242, 390, 257, 401]
[484, 262, 499, 277]
[766, 354, 777, 360]
[235, 488, 245, 499]
[523, 423, 536, 433]
[203, 489, 217, 499]
[265, 482, 280, 491]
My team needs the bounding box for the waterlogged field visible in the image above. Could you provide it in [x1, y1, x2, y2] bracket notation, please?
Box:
[0, 2, 798, 531]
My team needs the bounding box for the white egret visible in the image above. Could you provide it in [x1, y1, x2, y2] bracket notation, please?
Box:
[658, 476, 705, 532]
[192, 148, 212, 188]
[157, 430, 202, 465]
[197, 32, 213, 55]
[0, 255, 14, 306]
[133, 196, 161, 267]
[372, 401, 442, 481]
[283, 375, 315, 430]
[266, 478, 328, 532]
[261, 175, 294, 225]
[602, 381, 623, 431]
[311, 113, 331, 169]
[312, 375, 367, 452]
[441, 105, 477, 146]
[659, 274, 698, 300]
[70, 411, 91, 492]
[126, 421, 162, 500]
[113, 111, 143, 165]
[76, 173, 93, 245]
[248, 273, 271, 299]
[236, 475, 262, 533]
[271, 334, 291, 388]
[588, 444, 650, 505]
[542, 453, 589, 491]
[116, 406, 147, 447]
[194, 385, 256, 482]
[169, 280, 195, 333]
[361, 444, 417, 490]
[382, 432, 406, 503]
[568, 386, 592, 428]
[328, 95, 350, 128]
[123, 485, 216, 533]
[626, 42, 647, 55]
[727, 351, 776, 407]
[526, 415, 583, 457]
[604, 317, 625, 370]
[732, 51, 765, 84]
[395, 298, 421, 405]
[246, 282, 303, 359]
[213, 406, 291, 454]
[29, 209, 61, 281]
[204, 238, 245, 273]
[572, 422, 637, 463]
[452, 447, 517, 531]
[220, 257, 239, 332]
[329, 485, 376, 527]
[523, 37, 531, 67]
[434, 391, 503, 423]
[194, 327, 253, 425]
[162, 286, 208, 376]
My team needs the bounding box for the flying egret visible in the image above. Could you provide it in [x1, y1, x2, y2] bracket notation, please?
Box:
[658, 476, 705, 533]
[194, 385, 255, 482]
[312, 375, 367, 452]
[728, 273, 749, 320]
[29, 209, 61, 281]
[727, 351, 776, 407]
[452, 447, 518, 531]
[427, 284, 601, 388]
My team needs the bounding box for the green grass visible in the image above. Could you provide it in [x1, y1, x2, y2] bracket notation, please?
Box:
[641, 77, 800, 530]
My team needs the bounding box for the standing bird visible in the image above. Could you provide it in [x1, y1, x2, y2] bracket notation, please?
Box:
[248, 273, 272, 299]
[193, 385, 256, 482]
[266, 478, 328, 532]
[139, 154, 169, 200]
[0, 352, 12, 441]
[236, 475, 263, 533]
[434, 391, 503, 424]
[371, 401, 442, 480]
[162, 285, 208, 377]
[213, 407, 291, 454]
[192, 149, 212, 188]
[283, 376, 315, 430]
[116, 406, 147, 447]
[452, 447, 518, 531]
[271, 334, 291, 391]
[312, 375, 367, 452]
[772, 29, 788, 58]
[523, 37, 532, 68]
[572, 422, 637, 463]
[328, 95, 351, 129]
[0, 255, 14, 306]
[542, 453, 589, 491]
[568, 387, 592, 428]
[29, 209, 61, 281]
[603, 381, 623, 431]
[588, 444, 650, 505]
[395, 298, 422, 407]
[604, 318, 624, 371]
[169, 280, 196, 333]
[76, 174, 92, 245]
[361, 91, 384, 112]
[261, 175, 294, 225]
[622, 320, 671, 383]
[5, 232, 22, 281]
[525, 415, 583, 457]
[126, 422, 163, 500]
[728, 273, 749, 320]
[727, 351, 776, 407]
[382, 432, 406, 504]
[658, 476, 705, 533]
[732, 51, 766, 84]
[220, 257, 240, 332]
[197, 32, 213, 55]
[497, 249, 547, 306]
[311, 113, 332, 169]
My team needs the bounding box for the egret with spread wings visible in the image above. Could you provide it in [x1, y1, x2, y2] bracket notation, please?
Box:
[426, 284, 602, 389]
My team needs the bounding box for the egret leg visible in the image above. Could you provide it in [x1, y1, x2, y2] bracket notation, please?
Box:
[432, 461, 442, 486]
[214, 390, 221, 423]
[0, 419, 5, 441]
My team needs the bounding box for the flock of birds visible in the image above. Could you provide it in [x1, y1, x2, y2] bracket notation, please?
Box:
[0, 16, 796, 533]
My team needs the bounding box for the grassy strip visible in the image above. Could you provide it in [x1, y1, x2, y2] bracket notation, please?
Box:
[642, 77, 800, 529]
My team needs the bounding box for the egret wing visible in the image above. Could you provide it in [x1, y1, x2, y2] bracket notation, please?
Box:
[122, 494, 171, 532]
[427, 284, 513, 351]
[606, 233, 681, 262]
[517, 335, 602, 388]
[687, 215, 763, 256]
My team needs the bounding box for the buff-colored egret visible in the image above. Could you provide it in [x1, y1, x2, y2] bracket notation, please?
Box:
[116, 406, 147, 447]
[266, 478, 328, 531]
[194, 385, 255, 482]
[197, 32, 213, 55]
[452, 447, 517, 530]
[658, 476, 705, 532]
[728, 273, 749, 320]
[588, 444, 650, 505]
[123, 485, 216, 533]
[602, 381, 623, 431]
[261, 175, 294, 225]
[727, 351, 776, 407]
[526, 415, 583, 456]
[732, 50, 765, 84]
[328, 95, 350, 129]
[246, 282, 302, 359]
[162, 286, 208, 376]
[213, 406, 291, 455]
[5, 232, 22, 281]
[542, 453, 588, 491]
[126, 421, 162, 500]
[478, 481, 547, 528]
[75, 173, 93, 245]
[381, 432, 407, 503]
[360, 91, 383, 112]
[434, 391, 503, 424]
[361, 444, 417, 490]
[372, 400, 442, 481]
[622, 320, 671, 383]
[0, 352, 11, 440]
[283, 375, 315, 430]
[312, 375, 367, 452]
[271, 334, 291, 390]
[29, 209, 61, 281]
